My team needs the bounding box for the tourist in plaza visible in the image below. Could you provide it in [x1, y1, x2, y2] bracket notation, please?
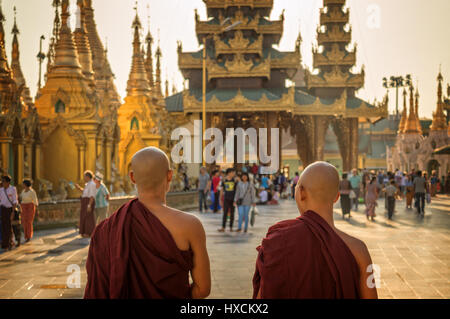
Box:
[85, 147, 211, 299]
[384, 180, 398, 220]
[93, 173, 110, 225]
[339, 173, 352, 219]
[218, 168, 237, 232]
[75, 171, 97, 238]
[430, 170, 438, 197]
[182, 173, 190, 191]
[253, 162, 378, 299]
[261, 175, 269, 189]
[291, 172, 299, 200]
[197, 167, 210, 214]
[0, 175, 18, 250]
[234, 172, 256, 233]
[413, 171, 428, 217]
[405, 175, 414, 209]
[365, 176, 378, 221]
[211, 170, 221, 213]
[19, 179, 39, 243]
[267, 188, 280, 205]
[257, 188, 269, 205]
[349, 169, 361, 211]
[400, 172, 408, 198]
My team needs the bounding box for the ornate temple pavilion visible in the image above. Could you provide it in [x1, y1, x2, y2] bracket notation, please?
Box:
[166, 0, 388, 171]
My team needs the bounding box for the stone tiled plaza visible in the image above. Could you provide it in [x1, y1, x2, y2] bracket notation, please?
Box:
[0, 195, 448, 299]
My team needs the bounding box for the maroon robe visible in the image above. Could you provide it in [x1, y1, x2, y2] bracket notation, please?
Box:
[84, 199, 193, 299]
[79, 197, 96, 236]
[253, 210, 361, 299]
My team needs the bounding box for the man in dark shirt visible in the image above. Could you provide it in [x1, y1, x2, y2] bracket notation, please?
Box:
[413, 170, 428, 217]
[218, 168, 237, 232]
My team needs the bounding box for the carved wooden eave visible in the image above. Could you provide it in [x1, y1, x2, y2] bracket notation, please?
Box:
[317, 26, 352, 44]
[271, 51, 301, 70]
[203, 0, 274, 9]
[214, 31, 263, 56]
[324, 0, 346, 6]
[178, 52, 202, 71]
[313, 44, 356, 68]
[180, 87, 388, 119]
[195, 18, 283, 39]
[207, 54, 271, 80]
[320, 8, 349, 25]
[305, 67, 364, 89]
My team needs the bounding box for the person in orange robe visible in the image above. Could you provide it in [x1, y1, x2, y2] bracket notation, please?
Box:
[75, 171, 96, 238]
[253, 162, 378, 299]
[84, 147, 211, 299]
[19, 179, 39, 242]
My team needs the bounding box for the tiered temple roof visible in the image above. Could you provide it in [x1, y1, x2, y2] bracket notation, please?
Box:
[306, 0, 364, 96]
[168, 0, 387, 118]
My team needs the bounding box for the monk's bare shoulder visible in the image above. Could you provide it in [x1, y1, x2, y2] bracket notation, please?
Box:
[334, 228, 372, 267]
[163, 206, 205, 234]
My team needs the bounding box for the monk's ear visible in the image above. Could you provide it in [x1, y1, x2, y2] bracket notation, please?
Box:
[299, 185, 307, 201]
[129, 171, 136, 185]
[334, 191, 340, 204]
[167, 170, 173, 183]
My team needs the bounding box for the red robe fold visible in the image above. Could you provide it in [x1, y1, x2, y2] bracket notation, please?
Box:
[253, 210, 360, 299]
[84, 199, 193, 299]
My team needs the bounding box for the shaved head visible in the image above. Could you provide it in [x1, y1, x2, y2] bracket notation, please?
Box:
[299, 161, 340, 204]
[130, 147, 171, 192]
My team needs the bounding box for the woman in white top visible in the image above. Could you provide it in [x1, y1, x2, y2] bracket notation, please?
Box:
[20, 179, 39, 242]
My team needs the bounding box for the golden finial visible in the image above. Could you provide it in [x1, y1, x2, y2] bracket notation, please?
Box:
[431, 69, 447, 132]
[12, 6, 19, 35]
[0, 0, 4, 23]
[398, 88, 408, 134]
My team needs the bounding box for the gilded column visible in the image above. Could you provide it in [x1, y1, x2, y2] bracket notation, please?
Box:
[105, 138, 113, 183]
[78, 144, 86, 181]
[350, 118, 359, 170]
[34, 143, 42, 180]
[25, 142, 33, 178]
[15, 140, 25, 186]
[0, 138, 11, 175]
[85, 132, 97, 173]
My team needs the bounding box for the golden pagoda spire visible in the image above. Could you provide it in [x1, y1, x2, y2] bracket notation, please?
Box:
[74, 0, 95, 89]
[430, 71, 448, 132]
[45, 0, 61, 80]
[404, 84, 421, 134]
[10, 6, 33, 107]
[145, 5, 154, 90]
[0, 1, 11, 76]
[414, 86, 423, 134]
[50, 0, 83, 75]
[126, 3, 151, 97]
[154, 32, 162, 98]
[398, 88, 408, 134]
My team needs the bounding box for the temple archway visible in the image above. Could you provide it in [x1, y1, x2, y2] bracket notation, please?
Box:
[427, 159, 440, 176]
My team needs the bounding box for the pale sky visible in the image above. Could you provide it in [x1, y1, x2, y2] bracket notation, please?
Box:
[3, 0, 450, 118]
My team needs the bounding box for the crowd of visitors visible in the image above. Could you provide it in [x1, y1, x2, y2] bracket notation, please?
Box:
[197, 164, 450, 229]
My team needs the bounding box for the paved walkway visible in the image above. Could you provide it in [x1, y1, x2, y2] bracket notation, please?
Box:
[0, 195, 449, 299]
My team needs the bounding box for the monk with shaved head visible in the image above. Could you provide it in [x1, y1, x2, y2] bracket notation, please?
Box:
[85, 147, 211, 299]
[253, 162, 378, 299]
